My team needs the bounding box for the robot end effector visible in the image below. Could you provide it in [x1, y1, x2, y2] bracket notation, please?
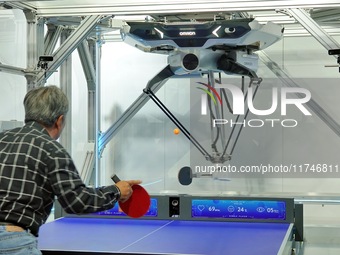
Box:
[217, 52, 261, 82]
[168, 49, 262, 83]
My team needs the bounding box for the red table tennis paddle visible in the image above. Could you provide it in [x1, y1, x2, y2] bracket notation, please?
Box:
[111, 174, 151, 218]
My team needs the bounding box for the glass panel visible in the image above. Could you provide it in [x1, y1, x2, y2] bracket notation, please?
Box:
[0, 73, 26, 122]
[100, 77, 191, 193]
[0, 9, 27, 122]
[98, 27, 340, 198]
[0, 9, 26, 68]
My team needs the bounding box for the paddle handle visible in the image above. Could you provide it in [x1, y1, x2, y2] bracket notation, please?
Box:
[111, 174, 121, 183]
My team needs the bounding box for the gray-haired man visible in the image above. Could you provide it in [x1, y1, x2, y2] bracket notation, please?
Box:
[0, 85, 140, 254]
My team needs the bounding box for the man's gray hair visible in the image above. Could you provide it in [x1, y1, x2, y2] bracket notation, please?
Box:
[24, 85, 69, 127]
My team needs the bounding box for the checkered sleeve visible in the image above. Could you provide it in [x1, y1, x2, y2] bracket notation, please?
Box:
[47, 145, 120, 214]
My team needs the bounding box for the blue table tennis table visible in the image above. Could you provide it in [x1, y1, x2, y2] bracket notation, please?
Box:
[38, 217, 294, 255]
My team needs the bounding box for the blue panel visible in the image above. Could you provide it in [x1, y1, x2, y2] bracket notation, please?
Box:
[93, 198, 158, 217]
[192, 199, 286, 220]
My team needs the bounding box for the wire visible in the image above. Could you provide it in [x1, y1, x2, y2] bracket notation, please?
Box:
[209, 97, 220, 154]
[230, 83, 260, 155]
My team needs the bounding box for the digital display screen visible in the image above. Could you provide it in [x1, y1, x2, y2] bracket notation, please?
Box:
[192, 199, 286, 220]
[94, 198, 158, 217]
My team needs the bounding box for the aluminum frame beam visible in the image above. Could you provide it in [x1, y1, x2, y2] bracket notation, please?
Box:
[287, 8, 340, 56]
[0, 63, 25, 76]
[283, 24, 340, 37]
[1, 2, 36, 12]
[80, 142, 95, 185]
[31, 1, 340, 17]
[77, 40, 96, 91]
[36, 15, 103, 86]
[259, 51, 340, 138]
[78, 40, 96, 142]
[44, 24, 64, 55]
[88, 91, 95, 142]
[25, 9, 45, 89]
[311, 8, 340, 22]
[59, 29, 73, 153]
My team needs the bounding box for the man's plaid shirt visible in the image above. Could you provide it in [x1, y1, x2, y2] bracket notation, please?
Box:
[0, 121, 120, 236]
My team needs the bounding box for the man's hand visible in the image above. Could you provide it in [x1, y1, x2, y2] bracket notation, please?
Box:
[115, 180, 142, 202]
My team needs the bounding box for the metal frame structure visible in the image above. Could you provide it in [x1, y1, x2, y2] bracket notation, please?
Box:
[5, 0, 340, 16]
[1, 2, 340, 183]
